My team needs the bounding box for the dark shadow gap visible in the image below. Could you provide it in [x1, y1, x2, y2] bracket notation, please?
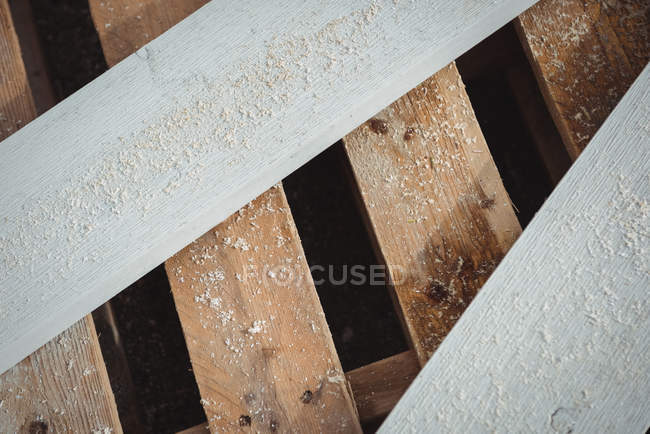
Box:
[283, 144, 410, 371]
[457, 23, 570, 226]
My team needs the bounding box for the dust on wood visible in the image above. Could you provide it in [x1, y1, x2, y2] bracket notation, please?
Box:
[343, 63, 521, 365]
[166, 187, 361, 432]
[516, 0, 649, 159]
[88, 1, 361, 432]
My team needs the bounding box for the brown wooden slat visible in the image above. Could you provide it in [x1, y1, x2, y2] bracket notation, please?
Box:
[343, 63, 522, 366]
[0, 2, 121, 431]
[179, 349, 420, 432]
[88, 1, 361, 432]
[346, 350, 419, 424]
[516, 0, 649, 159]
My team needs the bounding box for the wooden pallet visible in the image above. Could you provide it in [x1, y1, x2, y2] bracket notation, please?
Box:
[0, 0, 646, 432]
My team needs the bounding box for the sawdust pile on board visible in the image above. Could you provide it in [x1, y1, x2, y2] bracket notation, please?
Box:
[169, 187, 354, 431]
[344, 66, 517, 357]
[0, 0, 403, 331]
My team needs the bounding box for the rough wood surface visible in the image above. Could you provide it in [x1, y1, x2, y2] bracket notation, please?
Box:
[346, 350, 419, 424]
[177, 349, 420, 431]
[0, 0, 539, 374]
[0, 2, 121, 431]
[89, 1, 361, 432]
[166, 187, 361, 432]
[381, 65, 650, 433]
[516, 0, 649, 159]
[343, 63, 521, 365]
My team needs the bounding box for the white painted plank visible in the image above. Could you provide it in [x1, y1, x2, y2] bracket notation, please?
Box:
[0, 0, 538, 374]
[0, 0, 534, 372]
[380, 64, 650, 433]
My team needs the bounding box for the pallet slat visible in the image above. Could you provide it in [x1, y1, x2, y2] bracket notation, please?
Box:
[0, 2, 121, 431]
[343, 63, 521, 365]
[178, 349, 420, 431]
[516, 0, 649, 159]
[88, 1, 361, 432]
[346, 350, 419, 423]
[381, 64, 650, 433]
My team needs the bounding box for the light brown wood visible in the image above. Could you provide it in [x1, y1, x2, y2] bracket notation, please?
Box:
[343, 63, 521, 366]
[0, 2, 121, 431]
[89, 0, 208, 67]
[346, 350, 419, 424]
[88, 1, 361, 432]
[165, 187, 360, 432]
[178, 349, 419, 431]
[516, 0, 649, 159]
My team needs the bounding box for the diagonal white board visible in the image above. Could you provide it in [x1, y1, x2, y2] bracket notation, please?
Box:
[380, 64, 650, 433]
[0, 0, 538, 374]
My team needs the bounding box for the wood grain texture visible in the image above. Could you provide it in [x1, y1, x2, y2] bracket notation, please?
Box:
[0, 2, 121, 431]
[166, 186, 361, 432]
[89, 1, 361, 431]
[177, 349, 420, 431]
[89, 0, 207, 67]
[0, 317, 122, 433]
[0, 0, 539, 375]
[516, 0, 649, 159]
[343, 63, 521, 365]
[346, 350, 419, 424]
[381, 65, 650, 433]
[0, 0, 33, 135]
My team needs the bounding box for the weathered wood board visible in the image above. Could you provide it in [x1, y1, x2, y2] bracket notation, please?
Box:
[346, 350, 419, 423]
[343, 63, 521, 365]
[166, 187, 361, 432]
[381, 64, 650, 433]
[0, 0, 539, 374]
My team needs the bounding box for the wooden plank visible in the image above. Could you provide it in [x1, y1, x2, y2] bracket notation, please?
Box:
[89, 1, 361, 432]
[0, 2, 121, 431]
[343, 63, 521, 365]
[0, 0, 539, 375]
[165, 187, 361, 432]
[346, 350, 419, 423]
[381, 65, 650, 432]
[516, 0, 649, 159]
[177, 349, 420, 431]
